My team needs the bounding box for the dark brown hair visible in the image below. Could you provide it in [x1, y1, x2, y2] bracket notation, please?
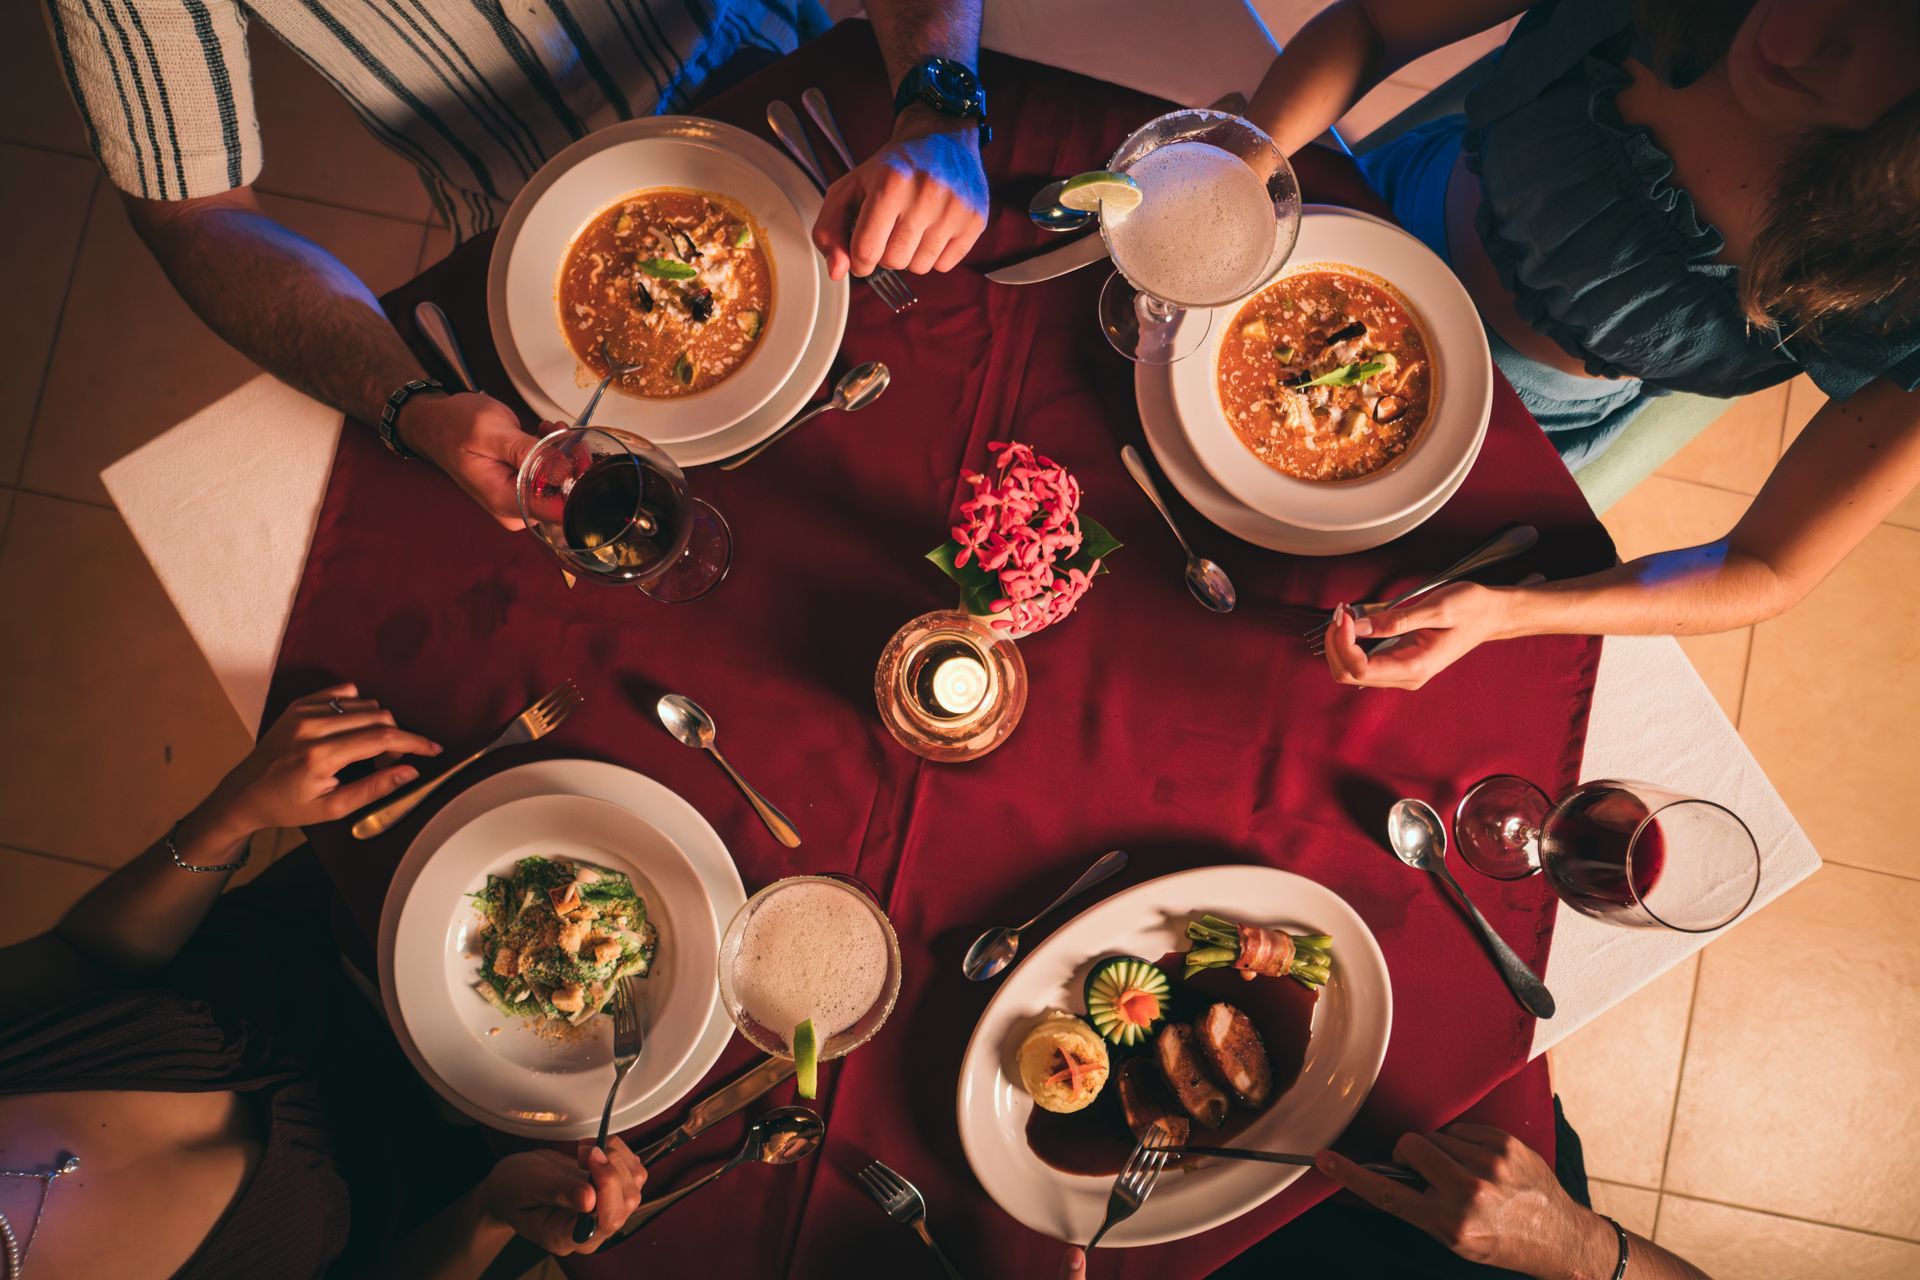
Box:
[1636, 0, 1920, 340]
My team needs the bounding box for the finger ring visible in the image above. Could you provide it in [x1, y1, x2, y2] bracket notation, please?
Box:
[328, 697, 348, 715]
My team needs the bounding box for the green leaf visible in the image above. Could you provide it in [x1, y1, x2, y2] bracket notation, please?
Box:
[926, 542, 1003, 616]
[1294, 359, 1387, 389]
[639, 257, 697, 280]
[1059, 516, 1122, 579]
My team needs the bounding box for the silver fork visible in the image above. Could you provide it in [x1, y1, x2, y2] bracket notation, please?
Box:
[799, 90, 919, 313]
[857, 1160, 965, 1280]
[1087, 1132, 1174, 1251]
[765, 101, 915, 313]
[1303, 523, 1539, 655]
[350, 680, 583, 838]
[574, 976, 646, 1243]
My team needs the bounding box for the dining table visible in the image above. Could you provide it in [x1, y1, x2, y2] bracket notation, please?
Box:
[99, 12, 1819, 1280]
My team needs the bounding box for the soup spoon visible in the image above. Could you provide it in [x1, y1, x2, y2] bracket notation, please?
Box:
[656, 694, 801, 847]
[576, 336, 643, 429]
[717, 361, 890, 470]
[615, 1107, 824, 1234]
[1120, 445, 1236, 613]
[962, 850, 1129, 981]
[1388, 799, 1555, 1019]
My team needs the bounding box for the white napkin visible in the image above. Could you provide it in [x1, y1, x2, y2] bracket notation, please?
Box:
[102, 375, 343, 730]
[1529, 635, 1820, 1056]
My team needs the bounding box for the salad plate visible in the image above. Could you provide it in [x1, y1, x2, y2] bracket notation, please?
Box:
[955, 864, 1391, 1247]
[379, 763, 741, 1138]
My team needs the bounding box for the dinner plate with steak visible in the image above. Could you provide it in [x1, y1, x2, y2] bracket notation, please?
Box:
[956, 865, 1391, 1246]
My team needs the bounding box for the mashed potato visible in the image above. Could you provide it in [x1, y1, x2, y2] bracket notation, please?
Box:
[1017, 1013, 1110, 1114]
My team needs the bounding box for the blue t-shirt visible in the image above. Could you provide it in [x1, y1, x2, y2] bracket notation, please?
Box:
[1460, 0, 1920, 401]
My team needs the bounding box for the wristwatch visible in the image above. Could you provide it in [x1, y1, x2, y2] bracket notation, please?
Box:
[378, 376, 445, 460]
[893, 56, 990, 142]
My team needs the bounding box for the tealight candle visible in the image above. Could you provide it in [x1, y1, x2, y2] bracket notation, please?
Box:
[875, 611, 1028, 762]
[919, 646, 989, 718]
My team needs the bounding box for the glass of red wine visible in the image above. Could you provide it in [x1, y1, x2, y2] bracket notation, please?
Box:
[1453, 776, 1759, 932]
[515, 425, 730, 603]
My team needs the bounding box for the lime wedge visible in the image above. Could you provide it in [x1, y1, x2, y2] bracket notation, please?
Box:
[1058, 170, 1143, 218]
[792, 1018, 819, 1099]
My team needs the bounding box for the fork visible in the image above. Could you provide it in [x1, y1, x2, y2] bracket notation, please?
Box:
[1302, 523, 1539, 655]
[349, 680, 583, 838]
[1087, 1132, 1174, 1251]
[856, 1160, 965, 1280]
[574, 976, 646, 1243]
[798, 90, 918, 312]
[765, 101, 916, 313]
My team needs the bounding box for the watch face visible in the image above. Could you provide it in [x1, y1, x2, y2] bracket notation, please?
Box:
[924, 57, 981, 111]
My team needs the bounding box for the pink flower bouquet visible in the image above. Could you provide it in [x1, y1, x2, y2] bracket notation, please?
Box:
[927, 441, 1121, 637]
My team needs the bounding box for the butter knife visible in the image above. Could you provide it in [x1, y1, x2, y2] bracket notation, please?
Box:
[634, 1054, 797, 1165]
[985, 231, 1109, 285]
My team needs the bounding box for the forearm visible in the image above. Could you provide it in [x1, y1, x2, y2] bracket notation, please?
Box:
[1494, 539, 1795, 641]
[865, 0, 981, 90]
[128, 191, 425, 425]
[369, 1184, 515, 1280]
[1549, 1212, 1708, 1280]
[1246, 1, 1386, 154]
[53, 797, 257, 976]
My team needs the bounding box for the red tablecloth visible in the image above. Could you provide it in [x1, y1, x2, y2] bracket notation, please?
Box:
[265, 20, 1615, 1279]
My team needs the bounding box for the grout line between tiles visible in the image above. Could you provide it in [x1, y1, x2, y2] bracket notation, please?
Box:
[0, 138, 97, 165]
[1652, 956, 1706, 1194]
[1649, 1191, 1665, 1241]
[11, 173, 101, 490]
[1806, 857, 1920, 883]
[0, 841, 116, 873]
[1730, 625, 1753, 731]
[6, 484, 115, 513]
[1655, 1189, 1920, 1248]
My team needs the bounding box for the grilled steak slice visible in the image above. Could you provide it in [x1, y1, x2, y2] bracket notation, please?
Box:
[1196, 1002, 1272, 1107]
[1116, 1058, 1190, 1147]
[1155, 1023, 1230, 1129]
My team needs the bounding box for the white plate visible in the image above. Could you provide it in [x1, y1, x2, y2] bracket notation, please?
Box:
[1138, 351, 1466, 556]
[956, 865, 1392, 1247]
[379, 761, 745, 1139]
[488, 117, 850, 464]
[1170, 209, 1492, 532]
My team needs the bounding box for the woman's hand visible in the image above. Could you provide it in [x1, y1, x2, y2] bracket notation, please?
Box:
[482, 1139, 647, 1255]
[1322, 584, 1516, 690]
[1315, 1125, 1617, 1278]
[199, 684, 442, 836]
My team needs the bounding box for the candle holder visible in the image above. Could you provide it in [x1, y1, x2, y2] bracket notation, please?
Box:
[875, 610, 1028, 762]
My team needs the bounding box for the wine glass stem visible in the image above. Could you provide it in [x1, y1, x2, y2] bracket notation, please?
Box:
[1138, 293, 1180, 325]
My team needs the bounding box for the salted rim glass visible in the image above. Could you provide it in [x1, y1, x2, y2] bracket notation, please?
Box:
[1453, 775, 1761, 933]
[1096, 108, 1302, 364]
[715, 874, 902, 1061]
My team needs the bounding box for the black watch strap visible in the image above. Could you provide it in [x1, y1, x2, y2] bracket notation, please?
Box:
[379, 377, 444, 459]
[892, 56, 990, 142]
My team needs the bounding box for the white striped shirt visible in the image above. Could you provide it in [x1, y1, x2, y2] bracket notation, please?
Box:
[41, 0, 826, 239]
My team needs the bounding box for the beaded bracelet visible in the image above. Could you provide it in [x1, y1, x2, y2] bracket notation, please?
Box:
[1600, 1213, 1630, 1279]
[165, 822, 251, 874]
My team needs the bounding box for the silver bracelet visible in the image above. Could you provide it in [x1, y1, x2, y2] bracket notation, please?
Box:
[1600, 1213, 1630, 1279]
[164, 822, 251, 874]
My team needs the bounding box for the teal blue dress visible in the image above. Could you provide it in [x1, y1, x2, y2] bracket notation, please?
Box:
[1356, 0, 1920, 466]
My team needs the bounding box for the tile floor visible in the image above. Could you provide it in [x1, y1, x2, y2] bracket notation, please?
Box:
[1, 8, 1916, 1279]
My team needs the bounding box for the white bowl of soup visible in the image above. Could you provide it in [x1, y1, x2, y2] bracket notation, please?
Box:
[1170, 209, 1491, 532]
[495, 129, 820, 443]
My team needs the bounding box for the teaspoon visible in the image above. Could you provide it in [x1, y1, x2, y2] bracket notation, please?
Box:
[1120, 445, 1236, 613]
[656, 694, 802, 847]
[413, 300, 480, 392]
[1388, 799, 1556, 1019]
[616, 1107, 823, 1234]
[717, 361, 890, 470]
[962, 850, 1129, 981]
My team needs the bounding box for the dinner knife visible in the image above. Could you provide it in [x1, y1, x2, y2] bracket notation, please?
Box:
[634, 1054, 797, 1164]
[985, 231, 1109, 285]
[1177, 1145, 1424, 1185]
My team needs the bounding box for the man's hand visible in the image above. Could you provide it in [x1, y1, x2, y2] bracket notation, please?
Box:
[398, 392, 540, 528]
[1316, 1126, 1619, 1278]
[812, 107, 988, 279]
[481, 1138, 648, 1255]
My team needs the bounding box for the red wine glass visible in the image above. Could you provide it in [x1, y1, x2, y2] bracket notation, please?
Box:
[1453, 776, 1759, 932]
[515, 425, 731, 603]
